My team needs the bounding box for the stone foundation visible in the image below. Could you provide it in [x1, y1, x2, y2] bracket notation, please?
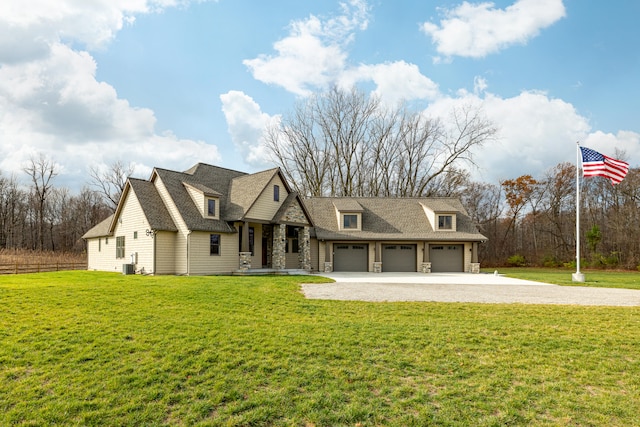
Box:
[420, 262, 432, 273]
[324, 262, 333, 273]
[239, 252, 252, 272]
[373, 262, 382, 273]
[470, 263, 480, 274]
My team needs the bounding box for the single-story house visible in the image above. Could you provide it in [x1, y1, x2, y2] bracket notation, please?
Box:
[83, 163, 487, 275]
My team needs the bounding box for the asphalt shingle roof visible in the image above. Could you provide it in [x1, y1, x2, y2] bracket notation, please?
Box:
[305, 197, 486, 241]
[154, 164, 244, 233]
[129, 178, 178, 232]
[226, 168, 280, 220]
[82, 214, 114, 239]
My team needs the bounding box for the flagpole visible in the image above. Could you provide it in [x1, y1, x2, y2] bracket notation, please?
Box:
[573, 142, 585, 282]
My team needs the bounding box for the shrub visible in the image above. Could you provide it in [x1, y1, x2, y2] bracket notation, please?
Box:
[506, 254, 526, 267]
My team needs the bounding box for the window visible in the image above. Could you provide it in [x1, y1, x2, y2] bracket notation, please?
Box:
[274, 185, 280, 202]
[343, 214, 358, 229]
[438, 215, 453, 230]
[98, 238, 101, 252]
[133, 231, 138, 239]
[116, 236, 125, 259]
[105, 237, 109, 244]
[207, 199, 216, 216]
[287, 227, 299, 253]
[210, 234, 220, 255]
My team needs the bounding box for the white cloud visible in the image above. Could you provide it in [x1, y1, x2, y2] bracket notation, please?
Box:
[0, 0, 220, 189]
[421, 0, 566, 59]
[339, 61, 440, 105]
[220, 91, 279, 167]
[243, 0, 370, 95]
[423, 87, 640, 183]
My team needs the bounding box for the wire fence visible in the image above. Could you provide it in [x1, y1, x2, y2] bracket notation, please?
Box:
[0, 262, 87, 275]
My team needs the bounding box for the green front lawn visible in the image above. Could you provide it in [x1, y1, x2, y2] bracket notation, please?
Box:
[2, 271, 640, 426]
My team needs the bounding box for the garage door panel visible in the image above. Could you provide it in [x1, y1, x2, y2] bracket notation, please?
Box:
[333, 244, 368, 271]
[382, 244, 416, 272]
[430, 244, 463, 272]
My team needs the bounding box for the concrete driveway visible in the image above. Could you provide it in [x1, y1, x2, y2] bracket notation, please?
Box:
[300, 272, 640, 306]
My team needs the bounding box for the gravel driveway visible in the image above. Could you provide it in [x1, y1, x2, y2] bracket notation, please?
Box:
[300, 272, 640, 306]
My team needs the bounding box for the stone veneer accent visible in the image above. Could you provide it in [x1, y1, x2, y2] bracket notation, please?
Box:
[470, 263, 480, 274]
[281, 202, 309, 225]
[297, 226, 311, 271]
[373, 262, 382, 273]
[421, 262, 432, 273]
[272, 224, 286, 269]
[324, 262, 333, 273]
[239, 252, 252, 272]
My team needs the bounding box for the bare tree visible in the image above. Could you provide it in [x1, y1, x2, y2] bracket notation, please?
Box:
[89, 160, 135, 211]
[265, 87, 497, 197]
[23, 154, 58, 251]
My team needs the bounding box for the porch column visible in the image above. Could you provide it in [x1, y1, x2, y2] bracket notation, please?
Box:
[373, 242, 382, 273]
[241, 221, 250, 252]
[239, 221, 252, 272]
[470, 242, 480, 273]
[299, 226, 311, 271]
[324, 241, 333, 272]
[272, 223, 286, 270]
[421, 242, 431, 273]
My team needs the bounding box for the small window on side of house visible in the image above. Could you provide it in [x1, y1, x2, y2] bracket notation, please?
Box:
[133, 231, 138, 239]
[98, 238, 101, 252]
[438, 215, 453, 230]
[116, 236, 125, 259]
[207, 199, 216, 216]
[210, 234, 220, 255]
[274, 185, 280, 202]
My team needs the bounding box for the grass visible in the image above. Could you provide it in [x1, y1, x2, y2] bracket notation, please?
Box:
[488, 267, 640, 289]
[1, 271, 640, 426]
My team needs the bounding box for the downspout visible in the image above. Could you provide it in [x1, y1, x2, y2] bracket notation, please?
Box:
[152, 229, 156, 274]
[187, 230, 192, 276]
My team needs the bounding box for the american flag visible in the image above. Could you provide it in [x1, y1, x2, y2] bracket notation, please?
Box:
[580, 146, 629, 185]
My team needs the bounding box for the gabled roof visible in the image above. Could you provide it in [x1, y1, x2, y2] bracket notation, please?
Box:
[152, 164, 242, 233]
[332, 199, 364, 212]
[82, 214, 114, 239]
[272, 191, 314, 226]
[225, 168, 281, 220]
[305, 197, 486, 241]
[183, 181, 222, 197]
[128, 178, 178, 232]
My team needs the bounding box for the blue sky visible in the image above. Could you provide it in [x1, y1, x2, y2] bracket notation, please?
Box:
[1, 0, 639, 190]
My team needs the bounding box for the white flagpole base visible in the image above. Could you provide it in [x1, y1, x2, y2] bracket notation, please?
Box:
[572, 273, 585, 282]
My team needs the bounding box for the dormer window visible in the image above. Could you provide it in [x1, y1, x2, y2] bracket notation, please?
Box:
[274, 185, 280, 202]
[343, 214, 358, 229]
[207, 199, 216, 217]
[340, 212, 361, 231]
[334, 199, 364, 231]
[437, 214, 454, 230]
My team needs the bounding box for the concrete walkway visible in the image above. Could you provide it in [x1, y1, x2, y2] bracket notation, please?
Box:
[300, 272, 640, 306]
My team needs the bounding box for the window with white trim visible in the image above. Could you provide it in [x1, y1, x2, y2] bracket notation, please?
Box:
[438, 215, 453, 230]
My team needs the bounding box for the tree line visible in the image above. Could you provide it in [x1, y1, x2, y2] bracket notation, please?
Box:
[266, 87, 640, 270]
[4, 87, 637, 269]
[0, 155, 129, 253]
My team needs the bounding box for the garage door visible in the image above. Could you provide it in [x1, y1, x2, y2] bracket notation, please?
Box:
[382, 244, 416, 272]
[429, 244, 464, 272]
[333, 244, 368, 271]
